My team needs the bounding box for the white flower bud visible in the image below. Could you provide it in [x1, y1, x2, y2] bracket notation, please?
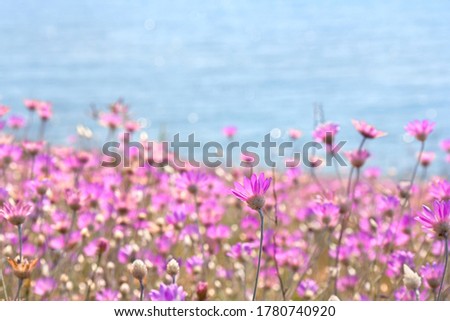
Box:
[166, 258, 180, 277]
[403, 264, 421, 291]
[131, 260, 147, 281]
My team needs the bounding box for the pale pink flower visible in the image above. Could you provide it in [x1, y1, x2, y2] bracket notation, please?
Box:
[0, 201, 35, 226]
[345, 149, 371, 168]
[405, 119, 435, 142]
[352, 120, 386, 139]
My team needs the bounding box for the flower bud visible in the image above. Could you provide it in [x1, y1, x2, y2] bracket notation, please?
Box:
[131, 260, 147, 281]
[403, 264, 421, 291]
[166, 259, 180, 277]
[197, 281, 208, 301]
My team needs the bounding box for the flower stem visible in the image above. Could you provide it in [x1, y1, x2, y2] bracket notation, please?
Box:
[437, 236, 448, 301]
[139, 279, 144, 301]
[14, 279, 23, 301]
[404, 141, 425, 206]
[18, 224, 23, 263]
[253, 210, 264, 301]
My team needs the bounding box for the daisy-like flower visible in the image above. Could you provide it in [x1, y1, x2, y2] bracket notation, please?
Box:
[149, 283, 186, 301]
[352, 120, 386, 139]
[416, 200, 450, 238]
[6, 257, 39, 280]
[420, 262, 444, 290]
[405, 119, 435, 142]
[313, 122, 340, 145]
[231, 173, 272, 211]
[310, 201, 340, 228]
[429, 179, 450, 201]
[0, 201, 34, 226]
[345, 149, 371, 168]
[420, 151, 435, 167]
[176, 170, 209, 195]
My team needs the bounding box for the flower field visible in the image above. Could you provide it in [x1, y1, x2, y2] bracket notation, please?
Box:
[0, 101, 449, 301]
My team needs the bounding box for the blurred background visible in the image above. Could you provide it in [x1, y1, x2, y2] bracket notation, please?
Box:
[0, 0, 449, 174]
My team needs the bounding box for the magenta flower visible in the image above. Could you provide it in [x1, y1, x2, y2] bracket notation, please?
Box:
[7, 115, 26, 129]
[0, 201, 34, 226]
[34, 277, 56, 296]
[420, 262, 444, 290]
[176, 170, 209, 195]
[352, 120, 386, 139]
[222, 126, 237, 139]
[84, 237, 110, 257]
[440, 139, 450, 153]
[310, 201, 340, 228]
[429, 179, 450, 201]
[149, 283, 186, 301]
[313, 122, 340, 145]
[405, 119, 435, 142]
[231, 173, 272, 211]
[297, 279, 319, 299]
[416, 200, 450, 238]
[345, 149, 371, 168]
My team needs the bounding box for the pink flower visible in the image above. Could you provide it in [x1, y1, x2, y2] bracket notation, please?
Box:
[405, 119, 435, 142]
[440, 139, 450, 153]
[23, 99, 42, 111]
[37, 102, 52, 121]
[352, 120, 386, 139]
[416, 200, 450, 238]
[310, 201, 340, 228]
[222, 126, 237, 139]
[0, 201, 35, 226]
[100, 112, 121, 130]
[429, 179, 450, 201]
[22, 140, 45, 156]
[176, 170, 209, 195]
[420, 262, 444, 290]
[231, 173, 271, 211]
[0, 105, 10, 117]
[419, 151, 435, 167]
[288, 128, 302, 140]
[125, 120, 140, 133]
[313, 122, 340, 145]
[7, 115, 26, 129]
[345, 149, 371, 168]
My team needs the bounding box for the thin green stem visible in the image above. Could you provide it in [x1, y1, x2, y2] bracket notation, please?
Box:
[252, 210, 264, 301]
[437, 236, 448, 301]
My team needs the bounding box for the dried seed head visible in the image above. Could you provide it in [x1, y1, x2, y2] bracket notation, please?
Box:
[131, 259, 147, 281]
[403, 264, 421, 291]
[166, 258, 180, 277]
[328, 295, 340, 301]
